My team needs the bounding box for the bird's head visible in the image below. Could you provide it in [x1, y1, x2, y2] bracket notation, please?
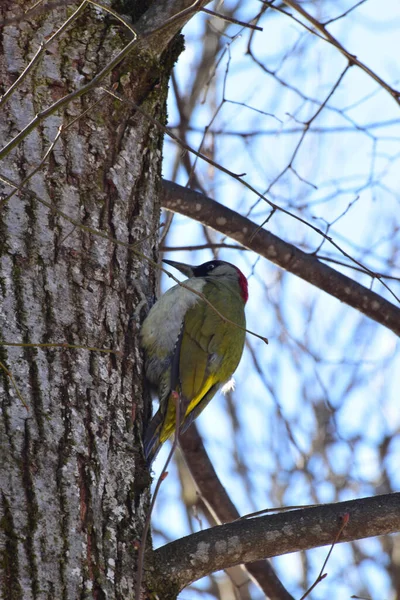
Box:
[163, 259, 248, 303]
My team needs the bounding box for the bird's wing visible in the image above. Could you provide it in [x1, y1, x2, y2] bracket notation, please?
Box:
[178, 299, 227, 415]
[158, 299, 223, 443]
[179, 382, 220, 434]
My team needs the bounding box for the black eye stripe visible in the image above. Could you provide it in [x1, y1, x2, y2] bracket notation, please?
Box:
[192, 260, 225, 277]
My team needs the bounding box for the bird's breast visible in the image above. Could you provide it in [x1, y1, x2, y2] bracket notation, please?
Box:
[140, 277, 206, 354]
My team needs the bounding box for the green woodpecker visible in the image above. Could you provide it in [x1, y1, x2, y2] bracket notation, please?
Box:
[141, 259, 248, 465]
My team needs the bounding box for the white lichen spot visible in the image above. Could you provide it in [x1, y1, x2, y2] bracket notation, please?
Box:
[107, 527, 117, 544]
[195, 203, 202, 211]
[216, 216, 227, 226]
[215, 539, 227, 554]
[371, 300, 380, 310]
[227, 536, 242, 555]
[192, 541, 210, 565]
[309, 524, 323, 536]
[215, 536, 242, 559]
[107, 557, 116, 581]
[242, 227, 248, 234]
[71, 567, 81, 579]
[344, 287, 351, 294]
[266, 529, 280, 541]
[282, 524, 294, 536]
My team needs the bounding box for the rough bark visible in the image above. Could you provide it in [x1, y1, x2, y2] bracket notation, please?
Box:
[0, 1, 189, 598]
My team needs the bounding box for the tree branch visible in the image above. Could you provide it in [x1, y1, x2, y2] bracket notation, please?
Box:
[161, 180, 400, 337]
[152, 492, 400, 595]
[181, 424, 295, 600]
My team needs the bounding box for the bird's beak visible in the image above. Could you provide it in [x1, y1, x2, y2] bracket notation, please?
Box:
[163, 259, 195, 278]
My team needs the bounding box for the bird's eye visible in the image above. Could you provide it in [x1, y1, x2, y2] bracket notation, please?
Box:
[208, 264, 215, 270]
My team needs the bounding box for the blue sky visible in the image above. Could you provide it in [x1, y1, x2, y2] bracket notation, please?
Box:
[150, 2, 400, 598]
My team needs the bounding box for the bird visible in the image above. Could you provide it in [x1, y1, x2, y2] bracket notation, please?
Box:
[140, 258, 248, 466]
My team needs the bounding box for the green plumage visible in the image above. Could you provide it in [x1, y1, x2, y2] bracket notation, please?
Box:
[141, 260, 247, 465]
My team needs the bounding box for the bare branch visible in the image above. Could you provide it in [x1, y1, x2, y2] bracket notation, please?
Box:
[323, 0, 368, 26]
[0, 359, 29, 411]
[200, 8, 263, 31]
[161, 180, 400, 336]
[152, 492, 400, 595]
[107, 88, 398, 299]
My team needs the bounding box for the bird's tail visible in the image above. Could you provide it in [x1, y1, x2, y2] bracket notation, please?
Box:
[144, 409, 164, 466]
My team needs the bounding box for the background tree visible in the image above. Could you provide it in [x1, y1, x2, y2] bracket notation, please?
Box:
[1, 1, 400, 600]
[156, 1, 400, 598]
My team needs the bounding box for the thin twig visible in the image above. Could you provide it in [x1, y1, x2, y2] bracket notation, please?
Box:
[162, 243, 247, 252]
[3, 173, 268, 344]
[237, 503, 319, 520]
[201, 7, 263, 31]
[282, 0, 400, 105]
[105, 87, 400, 304]
[299, 513, 349, 600]
[0, 93, 107, 210]
[317, 255, 400, 281]
[0, 360, 29, 411]
[323, 0, 368, 26]
[250, 65, 351, 227]
[170, 118, 400, 137]
[0, 2, 88, 109]
[0, 341, 119, 354]
[86, 0, 137, 35]
[0, 0, 88, 108]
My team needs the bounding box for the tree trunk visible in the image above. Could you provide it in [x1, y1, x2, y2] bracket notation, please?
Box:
[0, 2, 178, 597]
